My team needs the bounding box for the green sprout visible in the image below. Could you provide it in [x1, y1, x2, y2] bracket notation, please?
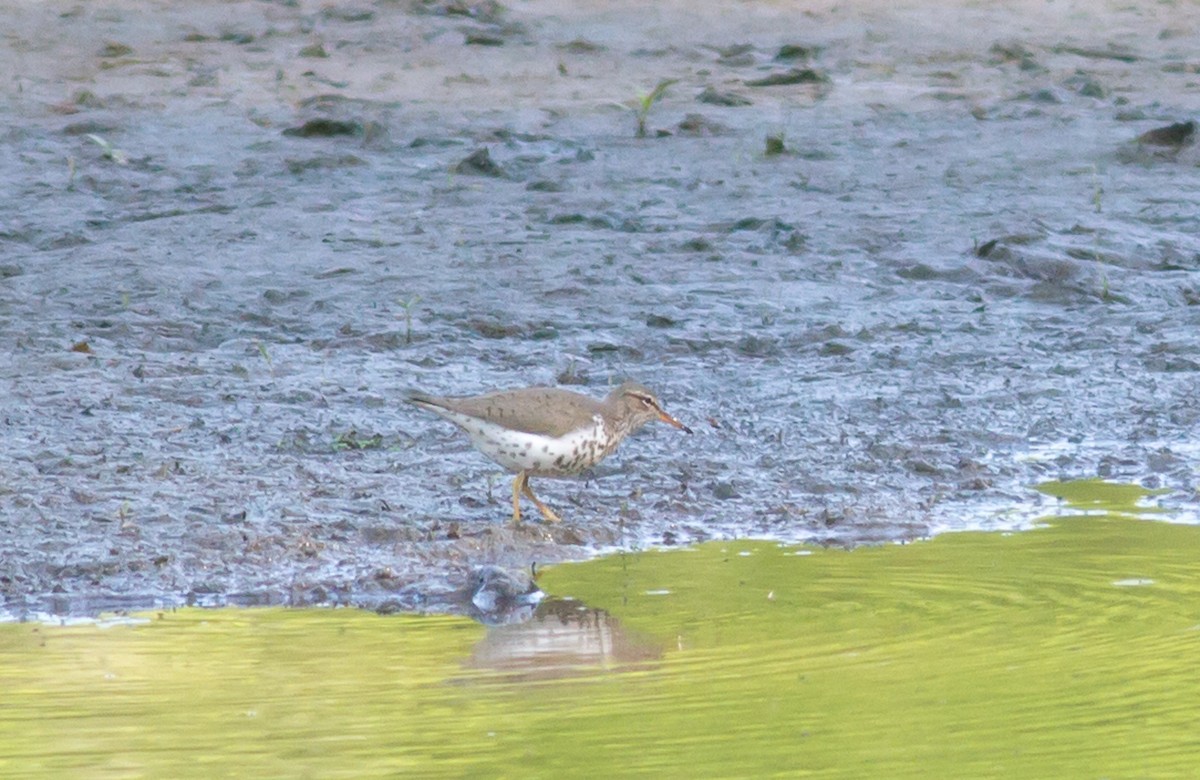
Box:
[256, 341, 272, 370]
[631, 78, 679, 138]
[85, 133, 129, 165]
[399, 295, 421, 344]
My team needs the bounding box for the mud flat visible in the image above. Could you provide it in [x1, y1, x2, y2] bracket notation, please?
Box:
[1, 0, 1197, 617]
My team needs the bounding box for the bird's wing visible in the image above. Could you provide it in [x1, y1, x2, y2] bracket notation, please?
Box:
[435, 388, 600, 438]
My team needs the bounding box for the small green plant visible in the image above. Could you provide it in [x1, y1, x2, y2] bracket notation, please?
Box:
[85, 133, 128, 164]
[399, 295, 421, 344]
[556, 356, 588, 385]
[333, 430, 384, 450]
[256, 341, 272, 370]
[631, 78, 678, 138]
[117, 501, 134, 530]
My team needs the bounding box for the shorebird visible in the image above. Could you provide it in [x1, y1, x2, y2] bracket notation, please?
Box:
[406, 381, 691, 523]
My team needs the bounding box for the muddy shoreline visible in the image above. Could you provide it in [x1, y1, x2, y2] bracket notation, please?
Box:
[2, 0, 1198, 618]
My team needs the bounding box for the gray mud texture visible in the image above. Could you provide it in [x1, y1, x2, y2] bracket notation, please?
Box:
[2, 0, 1199, 617]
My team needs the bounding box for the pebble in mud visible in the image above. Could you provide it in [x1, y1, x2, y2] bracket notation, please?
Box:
[1135, 120, 1195, 148]
[697, 86, 753, 107]
[454, 147, 507, 177]
[282, 119, 364, 138]
[744, 68, 829, 87]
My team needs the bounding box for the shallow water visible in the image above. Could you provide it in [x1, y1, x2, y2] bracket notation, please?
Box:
[2, 482, 1195, 777]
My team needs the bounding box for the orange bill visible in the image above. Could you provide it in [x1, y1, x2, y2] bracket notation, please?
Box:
[657, 409, 693, 434]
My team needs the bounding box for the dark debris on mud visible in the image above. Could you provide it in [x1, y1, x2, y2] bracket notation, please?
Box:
[1, 0, 1199, 619]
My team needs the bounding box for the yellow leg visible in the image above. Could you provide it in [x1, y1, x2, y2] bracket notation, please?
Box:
[521, 477, 562, 523]
[510, 472, 525, 524]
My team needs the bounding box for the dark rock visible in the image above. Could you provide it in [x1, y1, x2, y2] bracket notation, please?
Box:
[282, 119, 363, 138]
[219, 30, 255, 45]
[1053, 44, 1138, 63]
[976, 238, 1000, 258]
[526, 179, 566, 192]
[412, 0, 505, 24]
[321, 6, 375, 22]
[713, 481, 740, 500]
[737, 334, 778, 357]
[697, 86, 752, 106]
[745, 68, 829, 87]
[715, 43, 756, 66]
[465, 32, 505, 46]
[1024, 88, 1063, 104]
[454, 147, 506, 177]
[100, 42, 133, 58]
[1136, 120, 1195, 147]
[775, 44, 816, 61]
[819, 341, 854, 357]
[676, 113, 731, 136]
[468, 319, 523, 338]
[62, 120, 119, 136]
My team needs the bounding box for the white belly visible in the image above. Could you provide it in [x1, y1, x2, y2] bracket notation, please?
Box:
[436, 411, 611, 476]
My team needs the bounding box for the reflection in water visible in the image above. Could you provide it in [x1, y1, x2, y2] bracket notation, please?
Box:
[1, 482, 1198, 777]
[467, 598, 662, 678]
[463, 564, 544, 626]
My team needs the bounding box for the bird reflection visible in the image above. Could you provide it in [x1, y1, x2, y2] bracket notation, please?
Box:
[466, 597, 663, 679]
[460, 564, 545, 626]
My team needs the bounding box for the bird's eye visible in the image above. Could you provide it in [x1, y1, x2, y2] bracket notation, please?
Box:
[638, 395, 655, 407]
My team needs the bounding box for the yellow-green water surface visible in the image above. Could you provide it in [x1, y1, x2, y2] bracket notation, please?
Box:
[2, 484, 1197, 778]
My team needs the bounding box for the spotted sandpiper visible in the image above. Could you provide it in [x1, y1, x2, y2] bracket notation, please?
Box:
[406, 381, 692, 523]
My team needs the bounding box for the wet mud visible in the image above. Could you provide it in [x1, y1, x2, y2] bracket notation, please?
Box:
[1, 0, 1198, 617]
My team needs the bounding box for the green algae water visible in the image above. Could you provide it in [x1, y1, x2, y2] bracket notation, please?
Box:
[2, 482, 1197, 778]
